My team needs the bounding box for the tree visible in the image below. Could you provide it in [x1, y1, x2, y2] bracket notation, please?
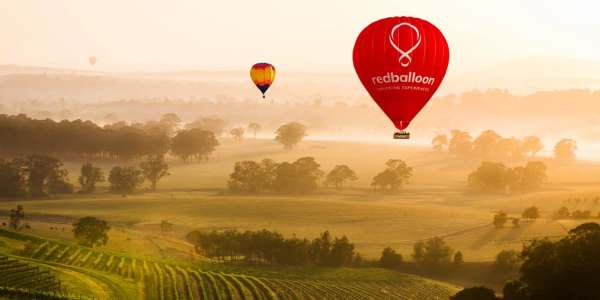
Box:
[553, 206, 570, 219]
[72, 216, 110, 247]
[495, 249, 520, 271]
[432, 134, 448, 151]
[503, 223, 600, 299]
[329, 236, 356, 267]
[324, 165, 357, 189]
[248, 122, 262, 139]
[19, 155, 72, 196]
[0, 158, 25, 197]
[228, 159, 276, 193]
[230, 127, 245, 141]
[450, 286, 498, 300]
[371, 159, 413, 192]
[108, 166, 144, 194]
[493, 212, 509, 228]
[473, 130, 502, 159]
[522, 206, 540, 220]
[520, 161, 547, 191]
[159, 113, 181, 137]
[171, 128, 219, 163]
[448, 130, 473, 157]
[468, 162, 507, 193]
[413, 237, 453, 270]
[79, 163, 105, 193]
[275, 122, 306, 149]
[272, 157, 323, 194]
[140, 155, 170, 191]
[553, 138, 577, 161]
[379, 247, 403, 269]
[9, 205, 25, 231]
[453, 251, 464, 267]
[522, 136, 543, 157]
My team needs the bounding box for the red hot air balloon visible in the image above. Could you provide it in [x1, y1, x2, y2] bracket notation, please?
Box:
[353, 17, 449, 139]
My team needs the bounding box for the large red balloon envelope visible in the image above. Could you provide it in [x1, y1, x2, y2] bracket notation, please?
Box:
[353, 17, 449, 138]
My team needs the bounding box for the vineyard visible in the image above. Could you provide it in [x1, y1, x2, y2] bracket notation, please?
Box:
[0, 255, 78, 300]
[0, 229, 458, 299]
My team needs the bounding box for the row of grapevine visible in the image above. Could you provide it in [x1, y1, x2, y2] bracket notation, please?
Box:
[12, 233, 458, 300]
[0, 256, 62, 293]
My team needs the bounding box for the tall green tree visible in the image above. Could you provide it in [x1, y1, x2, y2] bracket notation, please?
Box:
[108, 166, 144, 194]
[140, 155, 170, 191]
[171, 128, 219, 163]
[20, 155, 72, 196]
[413, 237, 453, 270]
[0, 158, 25, 197]
[9, 205, 26, 231]
[78, 163, 105, 193]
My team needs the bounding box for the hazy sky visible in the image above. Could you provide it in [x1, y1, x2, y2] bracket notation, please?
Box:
[1, 0, 600, 73]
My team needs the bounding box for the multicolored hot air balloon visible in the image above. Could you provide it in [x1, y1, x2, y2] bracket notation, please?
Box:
[250, 63, 276, 99]
[353, 17, 449, 139]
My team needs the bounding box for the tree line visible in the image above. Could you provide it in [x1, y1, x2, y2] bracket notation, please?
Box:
[186, 229, 361, 267]
[228, 157, 412, 194]
[0, 154, 170, 197]
[467, 161, 547, 194]
[433, 130, 577, 161]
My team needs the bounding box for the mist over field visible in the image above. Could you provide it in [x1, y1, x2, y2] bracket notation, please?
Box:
[2, 1, 600, 300]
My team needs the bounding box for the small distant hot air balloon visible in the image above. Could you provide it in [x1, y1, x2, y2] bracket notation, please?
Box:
[353, 17, 449, 139]
[89, 56, 97, 67]
[250, 63, 275, 99]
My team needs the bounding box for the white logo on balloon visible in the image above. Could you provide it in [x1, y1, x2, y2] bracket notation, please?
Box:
[389, 22, 421, 67]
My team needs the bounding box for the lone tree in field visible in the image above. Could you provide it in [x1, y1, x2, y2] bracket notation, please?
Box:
[453, 251, 464, 267]
[272, 157, 324, 194]
[522, 136, 543, 157]
[324, 165, 358, 189]
[554, 138, 577, 161]
[553, 206, 570, 219]
[371, 159, 413, 192]
[140, 155, 170, 191]
[170, 128, 219, 163]
[108, 166, 144, 194]
[493, 211, 509, 227]
[450, 287, 498, 300]
[79, 163, 105, 193]
[379, 247, 403, 269]
[248, 122, 262, 139]
[72, 216, 110, 247]
[275, 122, 306, 150]
[230, 127, 245, 141]
[522, 206, 540, 220]
[431, 134, 448, 151]
[9, 205, 26, 231]
[413, 237, 453, 270]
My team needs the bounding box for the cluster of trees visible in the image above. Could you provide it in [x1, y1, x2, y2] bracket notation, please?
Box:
[553, 206, 600, 220]
[0, 154, 170, 198]
[228, 157, 412, 194]
[433, 130, 577, 161]
[186, 229, 361, 267]
[452, 222, 600, 300]
[0, 155, 72, 197]
[493, 207, 540, 228]
[467, 161, 547, 194]
[228, 157, 324, 194]
[378, 237, 463, 272]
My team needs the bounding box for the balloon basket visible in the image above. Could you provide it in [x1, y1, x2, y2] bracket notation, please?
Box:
[393, 131, 410, 139]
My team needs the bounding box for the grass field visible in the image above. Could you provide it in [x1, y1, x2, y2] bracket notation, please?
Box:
[1, 138, 599, 298]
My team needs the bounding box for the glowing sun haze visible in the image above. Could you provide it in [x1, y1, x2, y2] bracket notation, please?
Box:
[1, 0, 599, 73]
